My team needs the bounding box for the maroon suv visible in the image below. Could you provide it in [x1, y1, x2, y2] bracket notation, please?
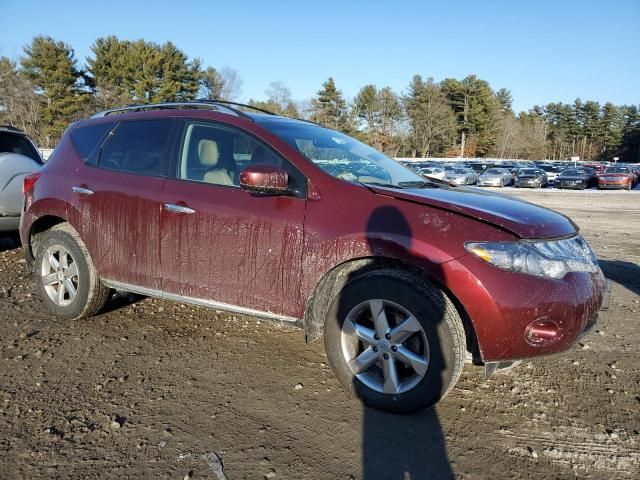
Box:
[20, 102, 607, 413]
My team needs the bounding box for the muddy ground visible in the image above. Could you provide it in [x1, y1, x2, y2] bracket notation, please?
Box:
[0, 189, 638, 480]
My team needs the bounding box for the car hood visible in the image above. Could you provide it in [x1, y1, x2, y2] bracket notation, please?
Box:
[368, 185, 577, 239]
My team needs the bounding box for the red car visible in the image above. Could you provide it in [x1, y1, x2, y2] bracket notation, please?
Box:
[597, 166, 635, 190]
[20, 102, 607, 413]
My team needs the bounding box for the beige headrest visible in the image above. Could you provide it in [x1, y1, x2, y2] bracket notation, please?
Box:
[198, 139, 219, 167]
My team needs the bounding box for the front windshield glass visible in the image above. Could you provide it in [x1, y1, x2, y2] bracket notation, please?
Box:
[484, 168, 502, 175]
[604, 167, 629, 173]
[520, 169, 540, 175]
[259, 121, 426, 186]
[563, 169, 586, 176]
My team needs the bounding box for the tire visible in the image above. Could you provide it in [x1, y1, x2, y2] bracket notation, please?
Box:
[323, 269, 466, 413]
[34, 223, 109, 320]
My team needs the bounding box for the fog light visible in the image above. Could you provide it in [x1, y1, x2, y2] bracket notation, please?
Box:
[525, 319, 560, 346]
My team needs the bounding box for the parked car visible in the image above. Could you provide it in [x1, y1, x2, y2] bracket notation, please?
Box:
[420, 167, 446, 180]
[21, 102, 607, 413]
[538, 164, 562, 185]
[597, 166, 635, 190]
[445, 167, 479, 185]
[555, 168, 596, 190]
[0, 126, 43, 231]
[476, 168, 512, 187]
[514, 168, 547, 188]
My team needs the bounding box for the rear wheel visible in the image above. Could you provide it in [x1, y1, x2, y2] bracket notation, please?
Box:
[34, 224, 109, 319]
[324, 270, 466, 413]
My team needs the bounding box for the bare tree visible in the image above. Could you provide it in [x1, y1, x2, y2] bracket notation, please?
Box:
[201, 66, 243, 101]
[0, 56, 43, 144]
[265, 81, 292, 108]
[218, 67, 242, 101]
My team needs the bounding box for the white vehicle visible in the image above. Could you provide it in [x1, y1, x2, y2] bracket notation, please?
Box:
[420, 167, 446, 180]
[0, 126, 43, 231]
[538, 164, 561, 184]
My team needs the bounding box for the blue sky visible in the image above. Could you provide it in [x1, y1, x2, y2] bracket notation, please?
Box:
[1, 0, 638, 112]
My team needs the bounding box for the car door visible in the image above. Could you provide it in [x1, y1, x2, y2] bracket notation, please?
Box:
[160, 119, 307, 319]
[76, 118, 176, 290]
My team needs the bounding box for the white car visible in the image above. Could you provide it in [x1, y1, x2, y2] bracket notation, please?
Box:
[420, 167, 446, 180]
[0, 126, 43, 231]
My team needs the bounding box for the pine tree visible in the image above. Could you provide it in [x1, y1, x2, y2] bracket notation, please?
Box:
[311, 77, 352, 133]
[87, 37, 201, 106]
[21, 36, 89, 146]
[404, 76, 456, 157]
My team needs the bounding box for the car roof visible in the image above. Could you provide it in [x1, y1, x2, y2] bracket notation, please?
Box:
[0, 125, 28, 136]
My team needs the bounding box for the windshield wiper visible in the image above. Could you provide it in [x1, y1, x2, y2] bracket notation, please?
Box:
[359, 181, 403, 189]
[398, 180, 440, 188]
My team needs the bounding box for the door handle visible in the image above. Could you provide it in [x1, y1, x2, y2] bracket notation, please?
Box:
[72, 186, 94, 195]
[163, 203, 196, 214]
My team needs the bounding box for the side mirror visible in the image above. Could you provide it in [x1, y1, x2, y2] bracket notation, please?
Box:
[239, 164, 289, 194]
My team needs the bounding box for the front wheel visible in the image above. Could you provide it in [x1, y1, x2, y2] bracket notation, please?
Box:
[324, 270, 466, 413]
[34, 223, 109, 320]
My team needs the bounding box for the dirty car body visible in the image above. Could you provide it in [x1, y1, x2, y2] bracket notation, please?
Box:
[20, 103, 606, 413]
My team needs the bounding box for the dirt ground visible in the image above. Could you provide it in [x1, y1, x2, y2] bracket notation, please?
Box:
[0, 189, 638, 480]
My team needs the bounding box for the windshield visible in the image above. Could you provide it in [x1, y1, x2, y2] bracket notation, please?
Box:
[484, 168, 502, 175]
[451, 168, 469, 174]
[519, 169, 540, 175]
[259, 121, 426, 186]
[562, 169, 586, 176]
[604, 167, 629, 173]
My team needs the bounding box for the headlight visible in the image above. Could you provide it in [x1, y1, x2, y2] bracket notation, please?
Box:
[465, 236, 599, 279]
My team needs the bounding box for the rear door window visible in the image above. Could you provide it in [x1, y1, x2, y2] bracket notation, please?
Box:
[98, 119, 174, 177]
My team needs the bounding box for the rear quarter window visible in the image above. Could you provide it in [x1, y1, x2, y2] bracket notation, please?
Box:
[69, 123, 115, 162]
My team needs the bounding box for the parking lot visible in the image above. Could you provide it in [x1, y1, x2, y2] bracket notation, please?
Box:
[0, 188, 638, 479]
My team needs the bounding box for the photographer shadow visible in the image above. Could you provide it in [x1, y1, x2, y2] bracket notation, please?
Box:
[334, 206, 456, 479]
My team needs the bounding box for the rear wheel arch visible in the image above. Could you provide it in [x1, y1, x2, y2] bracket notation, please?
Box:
[303, 256, 480, 362]
[27, 215, 68, 260]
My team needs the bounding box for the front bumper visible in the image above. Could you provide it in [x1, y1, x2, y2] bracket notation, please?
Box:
[477, 179, 502, 187]
[440, 254, 606, 362]
[558, 180, 586, 189]
[515, 180, 542, 188]
[598, 182, 630, 189]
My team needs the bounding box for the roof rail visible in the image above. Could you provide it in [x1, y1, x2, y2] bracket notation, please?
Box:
[90, 100, 279, 120]
[202, 100, 276, 116]
[91, 101, 256, 119]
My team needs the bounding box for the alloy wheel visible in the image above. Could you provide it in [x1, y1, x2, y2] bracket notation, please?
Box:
[341, 299, 430, 394]
[41, 245, 79, 307]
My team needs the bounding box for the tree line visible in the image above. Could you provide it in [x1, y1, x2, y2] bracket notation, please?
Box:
[1, 35, 638, 162]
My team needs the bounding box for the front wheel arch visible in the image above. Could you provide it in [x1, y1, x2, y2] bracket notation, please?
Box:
[303, 257, 480, 362]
